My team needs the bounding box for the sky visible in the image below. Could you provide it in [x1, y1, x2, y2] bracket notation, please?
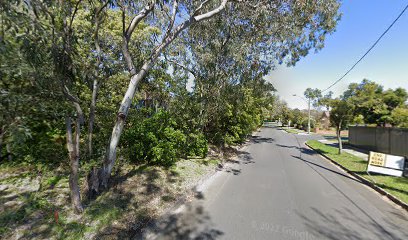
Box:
[265, 0, 408, 110]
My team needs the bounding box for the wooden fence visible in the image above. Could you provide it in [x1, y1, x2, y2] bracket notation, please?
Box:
[349, 126, 408, 158]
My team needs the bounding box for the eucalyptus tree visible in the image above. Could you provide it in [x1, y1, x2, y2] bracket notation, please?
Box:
[1, 0, 342, 212]
[329, 98, 355, 154]
[89, 0, 339, 188]
[182, 16, 269, 141]
[0, 4, 28, 161]
[304, 88, 322, 106]
[87, 0, 232, 191]
[303, 88, 322, 133]
[50, 0, 87, 213]
[166, 0, 340, 142]
[72, 2, 156, 157]
[318, 91, 334, 111]
[0, 0, 84, 212]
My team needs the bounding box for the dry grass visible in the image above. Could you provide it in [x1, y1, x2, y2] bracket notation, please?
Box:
[0, 157, 220, 240]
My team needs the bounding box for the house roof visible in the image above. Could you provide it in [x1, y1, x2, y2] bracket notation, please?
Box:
[320, 111, 330, 120]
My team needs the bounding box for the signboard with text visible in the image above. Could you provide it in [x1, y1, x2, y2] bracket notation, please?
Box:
[367, 151, 405, 177]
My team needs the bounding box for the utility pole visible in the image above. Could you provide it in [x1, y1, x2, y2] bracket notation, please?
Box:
[293, 94, 311, 134]
[307, 97, 311, 134]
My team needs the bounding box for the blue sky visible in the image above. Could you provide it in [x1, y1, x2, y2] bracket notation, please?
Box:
[265, 0, 408, 110]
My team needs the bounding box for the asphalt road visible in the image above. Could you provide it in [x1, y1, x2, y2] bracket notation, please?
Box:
[143, 125, 408, 240]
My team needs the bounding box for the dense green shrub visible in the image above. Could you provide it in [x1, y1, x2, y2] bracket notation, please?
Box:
[300, 118, 316, 130]
[122, 109, 208, 166]
[186, 133, 208, 158]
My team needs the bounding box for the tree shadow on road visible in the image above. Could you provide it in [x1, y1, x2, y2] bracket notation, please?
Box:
[135, 193, 223, 240]
[275, 144, 299, 149]
[292, 147, 408, 240]
[222, 147, 256, 176]
[297, 206, 408, 240]
[290, 155, 362, 184]
[223, 147, 254, 168]
[249, 135, 275, 144]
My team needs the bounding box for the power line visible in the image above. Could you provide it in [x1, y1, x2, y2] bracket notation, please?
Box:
[322, 3, 408, 92]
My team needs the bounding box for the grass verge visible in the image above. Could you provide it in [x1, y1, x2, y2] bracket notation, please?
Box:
[283, 128, 304, 134]
[306, 140, 408, 206]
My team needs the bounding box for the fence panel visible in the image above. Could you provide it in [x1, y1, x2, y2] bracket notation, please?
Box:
[375, 127, 390, 154]
[349, 126, 408, 158]
[389, 128, 408, 158]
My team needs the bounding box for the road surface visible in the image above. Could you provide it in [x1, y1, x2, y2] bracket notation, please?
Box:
[142, 125, 408, 240]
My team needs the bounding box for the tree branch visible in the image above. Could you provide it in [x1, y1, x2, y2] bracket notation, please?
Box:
[164, 54, 197, 77]
[193, 0, 211, 16]
[163, 0, 178, 41]
[193, 0, 228, 22]
[69, 0, 82, 31]
[150, 0, 229, 62]
[121, 1, 155, 75]
[61, 83, 84, 124]
[125, 1, 155, 40]
[121, 4, 126, 36]
[96, 0, 109, 17]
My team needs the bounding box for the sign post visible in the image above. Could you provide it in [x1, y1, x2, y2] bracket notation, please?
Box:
[367, 151, 405, 177]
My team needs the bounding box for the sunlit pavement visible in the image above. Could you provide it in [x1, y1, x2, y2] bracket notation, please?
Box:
[143, 125, 408, 240]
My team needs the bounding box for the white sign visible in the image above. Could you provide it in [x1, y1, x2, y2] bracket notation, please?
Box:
[367, 151, 405, 177]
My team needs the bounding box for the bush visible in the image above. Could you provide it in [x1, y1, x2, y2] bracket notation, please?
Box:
[122, 109, 208, 166]
[300, 118, 316, 130]
[186, 133, 208, 158]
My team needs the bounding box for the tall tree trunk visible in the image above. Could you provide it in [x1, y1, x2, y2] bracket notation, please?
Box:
[85, 62, 152, 198]
[61, 83, 85, 211]
[0, 127, 4, 161]
[100, 63, 151, 187]
[66, 116, 84, 213]
[88, 79, 98, 156]
[84, 0, 229, 196]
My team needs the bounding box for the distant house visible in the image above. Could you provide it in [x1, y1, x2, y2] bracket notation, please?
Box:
[319, 111, 331, 130]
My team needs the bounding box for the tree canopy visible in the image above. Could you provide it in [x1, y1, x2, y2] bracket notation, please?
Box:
[342, 79, 408, 126]
[0, 0, 341, 213]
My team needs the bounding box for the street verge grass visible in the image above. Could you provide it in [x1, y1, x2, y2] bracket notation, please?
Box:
[306, 140, 408, 205]
[283, 128, 304, 134]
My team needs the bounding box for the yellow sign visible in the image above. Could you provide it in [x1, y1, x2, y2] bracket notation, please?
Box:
[369, 152, 386, 167]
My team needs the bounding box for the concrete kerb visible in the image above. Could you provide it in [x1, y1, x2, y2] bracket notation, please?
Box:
[305, 142, 408, 212]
